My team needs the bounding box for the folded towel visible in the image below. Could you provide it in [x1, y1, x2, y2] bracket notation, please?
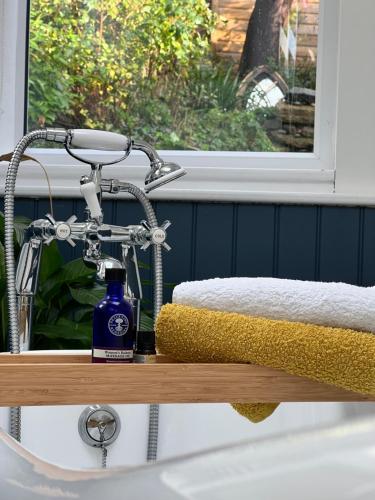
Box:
[156, 303, 375, 422]
[173, 277, 375, 333]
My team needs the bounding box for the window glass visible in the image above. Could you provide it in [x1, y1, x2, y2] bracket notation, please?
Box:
[27, 0, 319, 152]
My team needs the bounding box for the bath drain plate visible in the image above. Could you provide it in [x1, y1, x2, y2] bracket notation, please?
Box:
[78, 405, 121, 448]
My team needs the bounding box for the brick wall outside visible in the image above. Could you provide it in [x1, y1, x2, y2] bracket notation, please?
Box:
[211, 0, 319, 64]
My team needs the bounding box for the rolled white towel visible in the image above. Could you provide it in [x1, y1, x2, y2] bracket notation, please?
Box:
[173, 277, 375, 333]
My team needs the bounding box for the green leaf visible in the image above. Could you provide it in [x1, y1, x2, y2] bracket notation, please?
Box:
[41, 258, 95, 297]
[69, 284, 105, 306]
[0, 212, 30, 248]
[164, 282, 176, 288]
[58, 290, 73, 310]
[140, 311, 154, 330]
[46, 307, 60, 324]
[0, 212, 4, 244]
[137, 259, 151, 270]
[34, 294, 48, 311]
[0, 297, 8, 352]
[0, 241, 5, 294]
[33, 318, 92, 341]
[69, 305, 93, 322]
[59, 258, 95, 282]
[140, 279, 153, 286]
[14, 216, 31, 247]
[39, 241, 63, 283]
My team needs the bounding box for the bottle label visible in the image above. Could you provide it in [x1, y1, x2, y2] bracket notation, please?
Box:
[108, 314, 129, 336]
[93, 348, 133, 362]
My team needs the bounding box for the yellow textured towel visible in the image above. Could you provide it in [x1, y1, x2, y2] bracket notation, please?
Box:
[156, 303, 375, 423]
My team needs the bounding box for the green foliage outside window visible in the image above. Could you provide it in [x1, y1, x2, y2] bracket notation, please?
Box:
[28, 0, 275, 152]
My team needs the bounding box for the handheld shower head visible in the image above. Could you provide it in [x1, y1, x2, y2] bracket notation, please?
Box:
[132, 139, 186, 192]
[144, 161, 186, 193]
[44, 128, 187, 191]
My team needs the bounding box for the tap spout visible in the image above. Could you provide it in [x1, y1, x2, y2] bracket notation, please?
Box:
[15, 238, 43, 351]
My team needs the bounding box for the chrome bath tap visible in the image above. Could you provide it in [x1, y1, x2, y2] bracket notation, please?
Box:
[11, 128, 185, 351]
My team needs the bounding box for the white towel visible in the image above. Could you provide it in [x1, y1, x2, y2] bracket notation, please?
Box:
[173, 277, 375, 333]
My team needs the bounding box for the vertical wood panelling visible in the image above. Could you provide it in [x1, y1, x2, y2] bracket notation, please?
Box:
[314, 206, 322, 280]
[194, 203, 234, 280]
[277, 205, 317, 280]
[156, 202, 194, 302]
[361, 208, 375, 286]
[231, 204, 239, 276]
[236, 205, 275, 277]
[319, 207, 360, 284]
[14, 198, 38, 219]
[7, 199, 375, 301]
[190, 203, 198, 281]
[357, 208, 365, 286]
[273, 206, 280, 277]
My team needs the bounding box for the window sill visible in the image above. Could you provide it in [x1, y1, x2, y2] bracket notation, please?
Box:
[1, 156, 373, 206]
[0, 149, 335, 204]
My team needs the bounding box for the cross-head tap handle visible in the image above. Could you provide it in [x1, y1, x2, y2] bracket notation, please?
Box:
[140, 220, 172, 251]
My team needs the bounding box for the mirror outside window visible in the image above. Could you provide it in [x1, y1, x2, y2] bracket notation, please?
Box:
[27, 0, 319, 153]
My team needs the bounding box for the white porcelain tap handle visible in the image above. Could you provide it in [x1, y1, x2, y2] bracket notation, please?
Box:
[80, 181, 102, 220]
[70, 129, 131, 151]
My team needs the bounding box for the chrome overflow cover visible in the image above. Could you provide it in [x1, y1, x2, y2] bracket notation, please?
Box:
[78, 405, 121, 448]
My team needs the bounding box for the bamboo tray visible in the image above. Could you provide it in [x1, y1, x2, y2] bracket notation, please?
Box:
[0, 352, 373, 407]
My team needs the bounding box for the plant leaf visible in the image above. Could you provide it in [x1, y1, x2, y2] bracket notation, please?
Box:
[0, 212, 4, 244]
[14, 216, 31, 247]
[33, 318, 92, 341]
[0, 297, 8, 352]
[69, 284, 105, 306]
[68, 305, 94, 322]
[140, 311, 154, 330]
[39, 241, 63, 283]
[59, 258, 96, 282]
[0, 212, 30, 247]
[41, 258, 95, 297]
[137, 259, 151, 270]
[0, 241, 5, 295]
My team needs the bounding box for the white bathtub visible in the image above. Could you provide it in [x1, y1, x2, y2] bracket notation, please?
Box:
[1, 402, 373, 469]
[1, 417, 375, 500]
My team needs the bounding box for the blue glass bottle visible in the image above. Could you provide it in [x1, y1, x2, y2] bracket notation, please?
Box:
[92, 268, 135, 363]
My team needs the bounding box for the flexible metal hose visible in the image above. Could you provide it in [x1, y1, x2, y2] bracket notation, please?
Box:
[116, 182, 162, 462]
[4, 130, 48, 441]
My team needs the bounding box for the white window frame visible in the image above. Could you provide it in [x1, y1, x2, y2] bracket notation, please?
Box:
[0, 0, 374, 205]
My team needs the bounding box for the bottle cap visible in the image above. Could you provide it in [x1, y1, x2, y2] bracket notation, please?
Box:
[104, 267, 126, 283]
[136, 331, 156, 354]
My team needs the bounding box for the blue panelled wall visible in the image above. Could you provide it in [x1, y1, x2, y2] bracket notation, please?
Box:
[13, 198, 375, 302]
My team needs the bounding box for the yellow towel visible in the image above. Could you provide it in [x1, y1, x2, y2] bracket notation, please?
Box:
[156, 303, 375, 423]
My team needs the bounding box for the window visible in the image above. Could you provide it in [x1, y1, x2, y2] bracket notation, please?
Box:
[3, 0, 374, 204]
[27, 0, 320, 155]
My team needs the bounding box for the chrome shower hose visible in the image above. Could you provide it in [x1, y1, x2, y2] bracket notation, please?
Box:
[5, 130, 48, 441]
[107, 182, 162, 462]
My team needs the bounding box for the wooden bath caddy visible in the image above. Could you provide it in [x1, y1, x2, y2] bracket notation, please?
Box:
[0, 352, 373, 407]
